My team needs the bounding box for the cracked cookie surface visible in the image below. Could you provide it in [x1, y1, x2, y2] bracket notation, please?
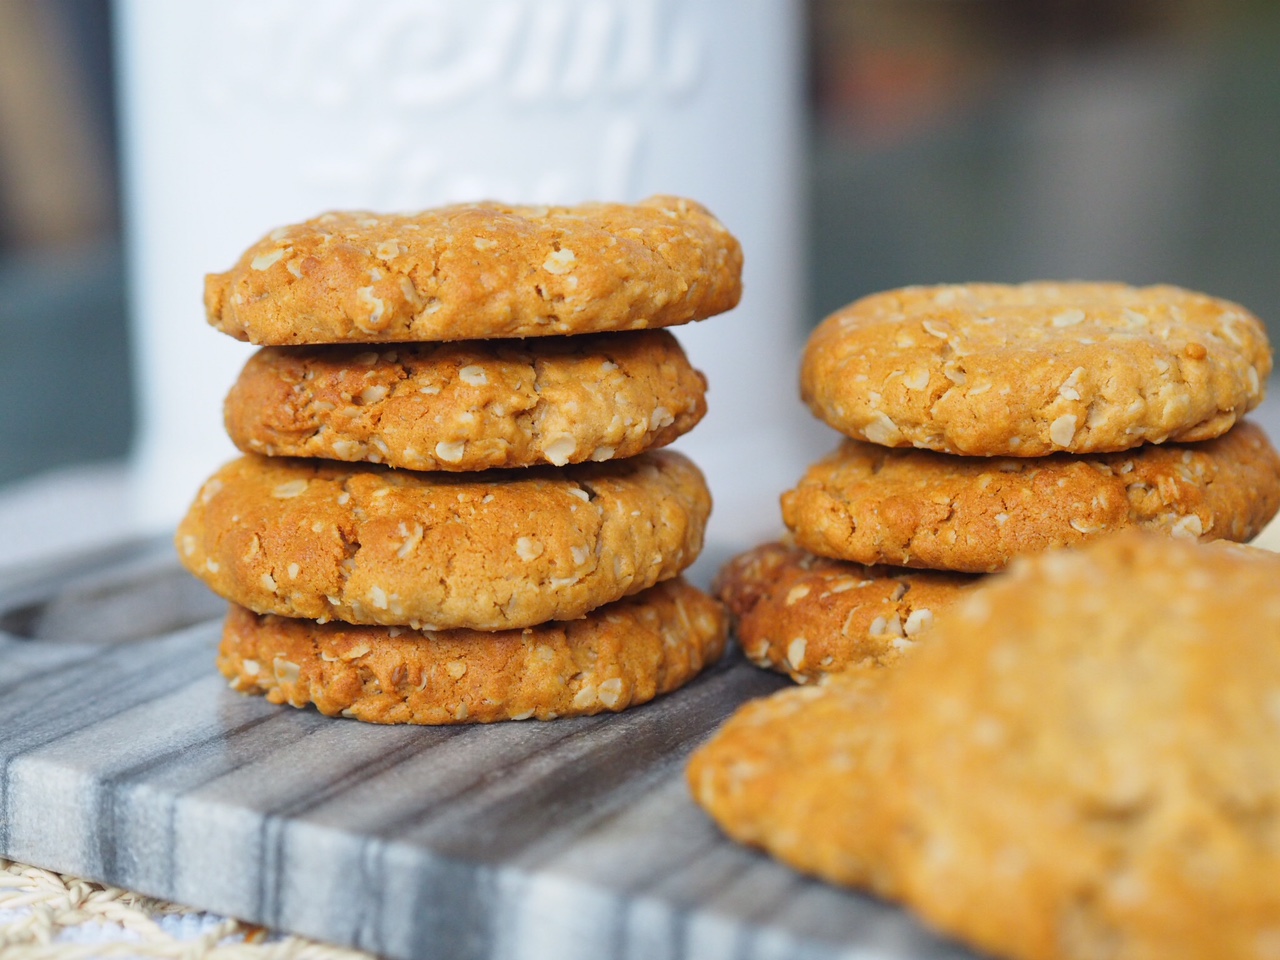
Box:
[782, 422, 1280, 573]
[224, 331, 706, 471]
[176, 451, 710, 630]
[205, 196, 742, 345]
[219, 577, 727, 724]
[802, 282, 1271, 456]
[690, 533, 1280, 960]
[714, 542, 977, 682]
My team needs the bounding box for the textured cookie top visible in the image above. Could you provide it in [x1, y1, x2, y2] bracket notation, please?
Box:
[782, 422, 1280, 572]
[177, 451, 710, 631]
[802, 282, 1271, 456]
[714, 542, 977, 683]
[225, 331, 706, 471]
[690, 532, 1280, 960]
[205, 196, 743, 344]
[220, 577, 727, 725]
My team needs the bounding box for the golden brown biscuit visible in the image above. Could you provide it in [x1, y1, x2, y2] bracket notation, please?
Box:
[687, 668, 897, 894]
[205, 196, 742, 345]
[219, 577, 726, 724]
[176, 452, 710, 631]
[224, 331, 706, 471]
[690, 533, 1280, 960]
[783, 422, 1280, 573]
[802, 282, 1271, 456]
[884, 534, 1280, 960]
[714, 542, 977, 682]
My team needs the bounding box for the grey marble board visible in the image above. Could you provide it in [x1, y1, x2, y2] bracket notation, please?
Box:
[0, 537, 974, 960]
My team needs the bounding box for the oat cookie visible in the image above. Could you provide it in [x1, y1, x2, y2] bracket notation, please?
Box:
[687, 668, 897, 893]
[205, 196, 742, 345]
[690, 533, 1280, 960]
[224, 331, 706, 471]
[219, 577, 726, 724]
[782, 422, 1280, 572]
[176, 451, 710, 631]
[884, 533, 1280, 960]
[802, 282, 1271, 456]
[714, 542, 976, 682]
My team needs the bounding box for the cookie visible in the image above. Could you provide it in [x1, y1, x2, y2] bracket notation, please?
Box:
[714, 542, 977, 682]
[782, 422, 1280, 572]
[219, 577, 727, 724]
[885, 533, 1280, 960]
[176, 451, 710, 631]
[801, 282, 1271, 456]
[224, 330, 706, 471]
[687, 668, 897, 893]
[205, 196, 742, 345]
[690, 533, 1280, 960]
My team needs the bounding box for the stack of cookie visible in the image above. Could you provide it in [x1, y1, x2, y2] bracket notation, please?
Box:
[176, 196, 742, 724]
[719, 282, 1279, 683]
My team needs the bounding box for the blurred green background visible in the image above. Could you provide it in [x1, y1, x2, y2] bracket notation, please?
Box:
[1, 0, 1277, 485]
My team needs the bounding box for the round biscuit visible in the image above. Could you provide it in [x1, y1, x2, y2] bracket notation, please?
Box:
[690, 533, 1280, 960]
[176, 451, 710, 631]
[205, 196, 742, 345]
[687, 668, 897, 893]
[714, 542, 977, 682]
[219, 578, 727, 724]
[224, 331, 706, 471]
[802, 282, 1271, 456]
[782, 422, 1280, 573]
[881, 533, 1280, 960]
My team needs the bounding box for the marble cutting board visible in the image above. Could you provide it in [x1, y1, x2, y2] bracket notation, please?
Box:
[0, 536, 973, 960]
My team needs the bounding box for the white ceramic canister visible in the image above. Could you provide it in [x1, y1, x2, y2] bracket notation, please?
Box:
[116, 0, 810, 556]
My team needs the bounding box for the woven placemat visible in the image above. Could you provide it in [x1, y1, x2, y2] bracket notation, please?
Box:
[0, 859, 373, 960]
